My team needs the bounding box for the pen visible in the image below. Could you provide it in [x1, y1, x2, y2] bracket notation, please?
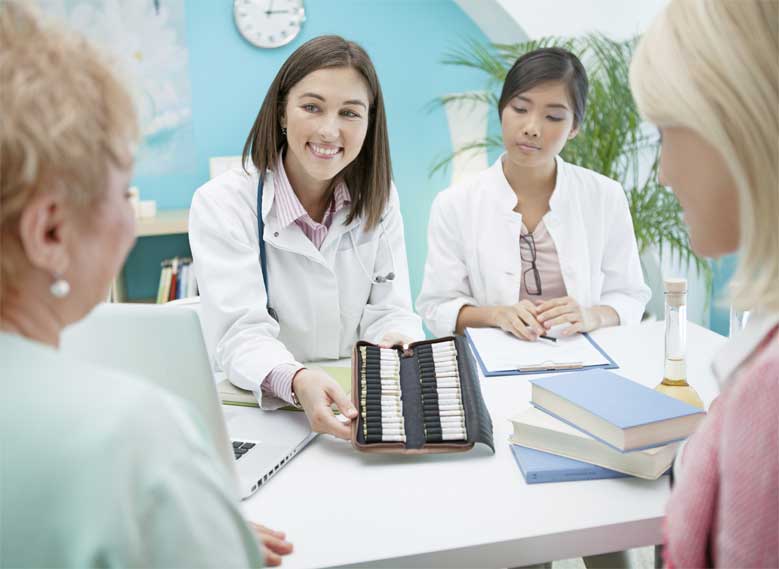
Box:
[516, 315, 557, 343]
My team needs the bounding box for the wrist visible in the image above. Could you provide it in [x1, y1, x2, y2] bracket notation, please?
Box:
[487, 305, 501, 328]
[290, 368, 307, 408]
[586, 307, 602, 331]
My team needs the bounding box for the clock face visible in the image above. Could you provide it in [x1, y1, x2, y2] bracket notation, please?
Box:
[233, 0, 306, 49]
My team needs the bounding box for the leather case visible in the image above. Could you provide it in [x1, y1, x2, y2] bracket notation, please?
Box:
[351, 336, 494, 454]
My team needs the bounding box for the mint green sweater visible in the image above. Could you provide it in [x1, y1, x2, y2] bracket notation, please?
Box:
[0, 332, 263, 568]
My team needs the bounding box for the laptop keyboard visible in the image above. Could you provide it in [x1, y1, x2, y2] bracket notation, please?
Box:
[232, 440, 256, 460]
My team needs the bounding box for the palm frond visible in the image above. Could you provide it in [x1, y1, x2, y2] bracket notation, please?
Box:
[440, 37, 507, 85]
[428, 135, 504, 178]
[425, 90, 499, 115]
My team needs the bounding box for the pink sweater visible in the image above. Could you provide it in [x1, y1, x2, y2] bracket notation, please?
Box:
[664, 325, 779, 568]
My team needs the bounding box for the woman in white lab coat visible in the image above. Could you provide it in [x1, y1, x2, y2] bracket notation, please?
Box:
[417, 47, 650, 341]
[190, 36, 423, 440]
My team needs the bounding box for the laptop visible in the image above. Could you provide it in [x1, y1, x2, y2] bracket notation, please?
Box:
[60, 302, 317, 499]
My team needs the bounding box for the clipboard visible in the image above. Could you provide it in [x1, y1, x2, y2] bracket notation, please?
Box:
[464, 328, 618, 377]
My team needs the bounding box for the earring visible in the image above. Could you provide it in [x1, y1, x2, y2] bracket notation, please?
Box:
[50, 274, 71, 298]
[281, 127, 287, 136]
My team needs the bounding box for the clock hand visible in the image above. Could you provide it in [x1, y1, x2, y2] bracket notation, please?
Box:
[265, 0, 274, 16]
[265, 9, 290, 14]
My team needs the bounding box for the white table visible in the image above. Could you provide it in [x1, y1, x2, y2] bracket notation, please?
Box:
[233, 322, 725, 568]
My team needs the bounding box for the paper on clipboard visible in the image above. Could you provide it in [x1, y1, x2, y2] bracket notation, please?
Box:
[465, 327, 612, 375]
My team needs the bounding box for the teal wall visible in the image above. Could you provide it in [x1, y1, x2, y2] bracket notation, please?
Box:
[126, 0, 490, 300]
[125, 1, 733, 339]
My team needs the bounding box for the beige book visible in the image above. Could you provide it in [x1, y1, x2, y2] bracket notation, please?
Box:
[218, 365, 352, 410]
[509, 407, 679, 480]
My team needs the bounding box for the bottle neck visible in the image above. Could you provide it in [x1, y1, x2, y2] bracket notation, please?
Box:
[664, 301, 687, 381]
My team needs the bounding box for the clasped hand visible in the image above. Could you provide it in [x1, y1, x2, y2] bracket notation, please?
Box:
[492, 296, 599, 341]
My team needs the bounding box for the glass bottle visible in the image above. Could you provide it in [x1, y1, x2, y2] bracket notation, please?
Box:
[655, 278, 704, 408]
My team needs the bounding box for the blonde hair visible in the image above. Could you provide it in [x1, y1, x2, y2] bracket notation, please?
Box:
[630, 0, 779, 312]
[0, 2, 138, 284]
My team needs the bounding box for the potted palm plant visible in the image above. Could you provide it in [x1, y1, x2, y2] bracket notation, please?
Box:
[430, 35, 711, 319]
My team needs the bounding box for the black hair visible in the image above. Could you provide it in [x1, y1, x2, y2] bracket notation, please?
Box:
[498, 47, 588, 127]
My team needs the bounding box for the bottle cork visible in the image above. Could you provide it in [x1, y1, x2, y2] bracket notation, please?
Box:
[664, 277, 687, 307]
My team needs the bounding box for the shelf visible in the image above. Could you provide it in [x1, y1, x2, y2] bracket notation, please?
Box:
[135, 209, 189, 237]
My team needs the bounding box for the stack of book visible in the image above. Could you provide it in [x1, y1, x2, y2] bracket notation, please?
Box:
[156, 257, 198, 303]
[509, 369, 706, 483]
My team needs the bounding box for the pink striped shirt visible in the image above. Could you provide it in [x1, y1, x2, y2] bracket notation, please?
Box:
[260, 157, 352, 405]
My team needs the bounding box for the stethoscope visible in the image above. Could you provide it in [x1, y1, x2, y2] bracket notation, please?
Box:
[257, 176, 396, 321]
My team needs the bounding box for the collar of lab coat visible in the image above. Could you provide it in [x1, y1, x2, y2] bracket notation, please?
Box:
[480, 153, 586, 304]
[258, 168, 362, 265]
[485, 154, 569, 220]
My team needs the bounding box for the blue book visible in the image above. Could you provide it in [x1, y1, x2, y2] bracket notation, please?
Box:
[510, 444, 629, 484]
[530, 369, 705, 452]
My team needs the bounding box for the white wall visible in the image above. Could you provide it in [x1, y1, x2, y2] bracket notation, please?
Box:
[495, 0, 668, 40]
[457, 0, 668, 42]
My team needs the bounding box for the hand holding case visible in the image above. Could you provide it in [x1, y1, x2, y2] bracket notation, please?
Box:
[351, 336, 494, 454]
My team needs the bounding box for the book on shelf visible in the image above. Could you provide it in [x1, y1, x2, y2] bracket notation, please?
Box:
[509, 406, 677, 480]
[156, 257, 198, 304]
[510, 443, 630, 484]
[530, 369, 705, 452]
[168, 257, 178, 302]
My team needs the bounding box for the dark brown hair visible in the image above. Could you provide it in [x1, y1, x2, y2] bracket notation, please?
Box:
[242, 35, 391, 230]
[498, 47, 589, 127]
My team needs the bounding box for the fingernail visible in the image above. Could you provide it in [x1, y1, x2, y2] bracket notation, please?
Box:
[348, 406, 357, 417]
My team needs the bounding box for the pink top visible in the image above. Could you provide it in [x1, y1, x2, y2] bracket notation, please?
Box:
[260, 158, 351, 405]
[519, 219, 567, 302]
[664, 314, 779, 568]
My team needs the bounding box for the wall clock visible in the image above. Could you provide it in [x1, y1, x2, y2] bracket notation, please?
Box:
[233, 0, 305, 49]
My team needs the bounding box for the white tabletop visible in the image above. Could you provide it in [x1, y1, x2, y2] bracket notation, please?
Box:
[233, 321, 725, 568]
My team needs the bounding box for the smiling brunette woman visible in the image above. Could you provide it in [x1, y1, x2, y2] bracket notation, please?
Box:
[190, 36, 423, 440]
[417, 47, 650, 342]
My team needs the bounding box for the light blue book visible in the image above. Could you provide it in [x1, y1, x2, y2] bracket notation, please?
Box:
[510, 444, 629, 484]
[530, 369, 705, 452]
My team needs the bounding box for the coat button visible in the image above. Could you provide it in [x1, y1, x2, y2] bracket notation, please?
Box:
[274, 232, 279, 237]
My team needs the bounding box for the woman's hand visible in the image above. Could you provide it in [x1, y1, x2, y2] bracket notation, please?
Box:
[292, 368, 357, 440]
[490, 300, 546, 341]
[378, 331, 416, 348]
[249, 523, 293, 566]
[535, 296, 600, 336]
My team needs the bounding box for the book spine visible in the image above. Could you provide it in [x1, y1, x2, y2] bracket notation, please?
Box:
[525, 467, 622, 484]
[168, 258, 179, 302]
[157, 262, 171, 304]
[160, 265, 172, 304]
[177, 262, 187, 300]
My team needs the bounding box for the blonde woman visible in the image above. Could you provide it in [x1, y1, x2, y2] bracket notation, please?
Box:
[631, 0, 778, 567]
[0, 4, 290, 566]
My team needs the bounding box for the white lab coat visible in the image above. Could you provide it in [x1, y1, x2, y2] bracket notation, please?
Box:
[190, 165, 423, 406]
[416, 155, 651, 337]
